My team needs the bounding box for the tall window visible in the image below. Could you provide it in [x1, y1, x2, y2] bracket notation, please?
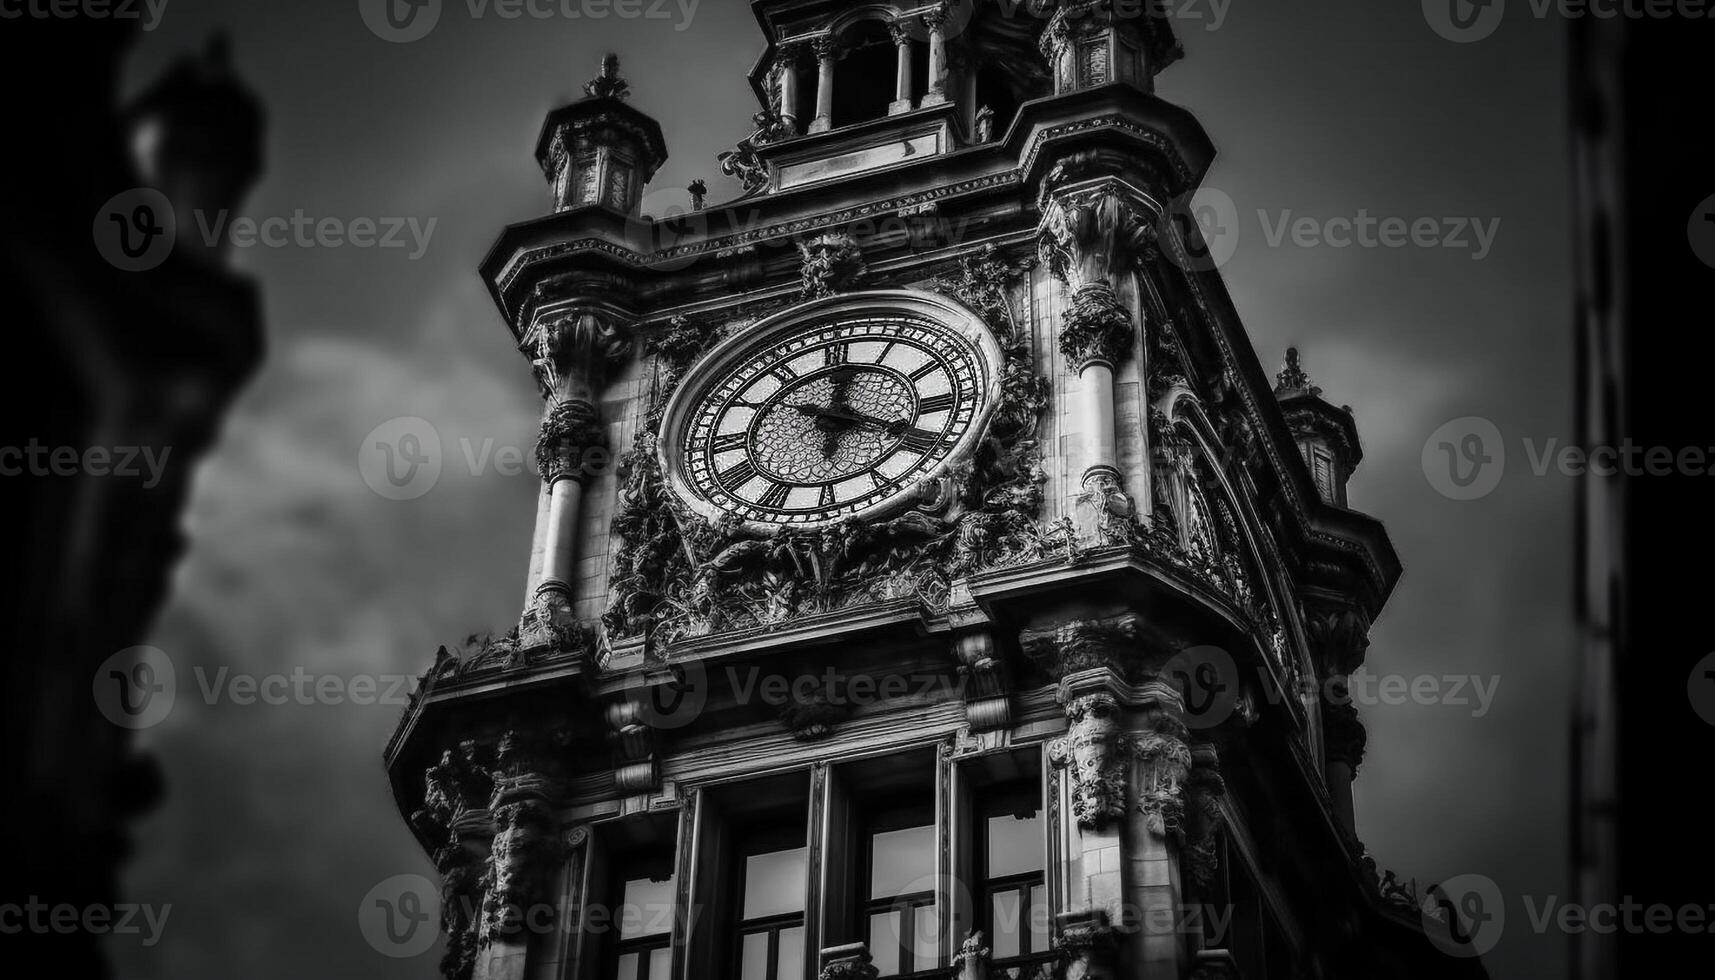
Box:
[862, 806, 936, 977]
[610, 855, 674, 980]
[736, 830, 808, 980]
[977, 789, 1048, 963]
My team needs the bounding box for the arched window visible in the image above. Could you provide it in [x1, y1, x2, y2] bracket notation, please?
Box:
[832, 19, 898, 127]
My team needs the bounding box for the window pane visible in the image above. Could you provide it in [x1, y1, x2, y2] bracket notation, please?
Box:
[616, 952, 639, 980]
[740, 932, 770, 980]
[870, 824, 934, 899]
[776, 925, 805, 980]
[991, 889, 1022, 959]
[912, 903, 938, 967]
[1028, 884, 1049, 954]
[743, 847, 807, 920]
[646, 947, 672, 980]
[618, 874, 675, 939]
[868, 910, 902, 976]
[986, 809, 1043, 878]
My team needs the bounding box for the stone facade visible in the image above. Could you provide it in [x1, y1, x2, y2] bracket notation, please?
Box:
[387, 4, 1487, 979]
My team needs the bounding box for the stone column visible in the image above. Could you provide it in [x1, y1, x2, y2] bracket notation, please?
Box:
[525, 310, 626, 630]
[475, 732, 564, 980]
[1125, 697, 1191, 979]
[888, 24, 914, 115]
[921, 6, 949, 106]
[776, 43, 802, 135]
[1038, 177, 1158, 542]
[410, 741, 495, 980]
[811, 35, 838, 133]
[1025, 618, 1138, 931]
[1307, 605, 1371, 838]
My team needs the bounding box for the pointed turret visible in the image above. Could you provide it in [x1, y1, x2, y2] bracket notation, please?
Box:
[1274, 347, 1363, 507]
[534, 54, 668, 215]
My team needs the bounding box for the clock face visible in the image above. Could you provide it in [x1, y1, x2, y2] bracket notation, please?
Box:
[660, 294, 1002, 529]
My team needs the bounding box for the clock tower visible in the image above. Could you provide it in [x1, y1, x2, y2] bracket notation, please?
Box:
[387, 5, 1489, 980]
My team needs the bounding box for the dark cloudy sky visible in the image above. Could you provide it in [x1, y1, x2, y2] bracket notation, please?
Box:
[113, 2, 1570, 979]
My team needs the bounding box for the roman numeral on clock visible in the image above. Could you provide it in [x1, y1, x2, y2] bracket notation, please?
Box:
[770, 364, 797, 386]
[711, 431, 747, 454]
[899, 427, 939, 454]
[818, 484, 836, 508]
[916, 392, 956, 415]
[717, 459, 758, 491]
[758, 481, 791, 508]
[824, 343, 848, 366]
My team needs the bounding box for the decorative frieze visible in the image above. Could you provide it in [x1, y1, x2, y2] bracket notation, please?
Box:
[1051, 690, 1129, 828]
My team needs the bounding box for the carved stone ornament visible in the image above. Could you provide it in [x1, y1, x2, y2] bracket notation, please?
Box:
[818, 942, 880, 980]
[1130, 712, 1192, 838]
[797, 231, 867, 300]
[1054, 909, 1116, 980]
[582, 53, 630, 100]
[952, 929, 991, 980]
[535, 397, 607, 485]
[479, 798, 563, 944]
[1020, 615, 1139, 680]
[1321, 687, 1368, 771]
[1058, 281, 1133, 371]
[1048, 691, 1128, 829]
[531, 309, 629, 401]
[1037, 173, 1157, 292]
[1183, 764, 1227, 890]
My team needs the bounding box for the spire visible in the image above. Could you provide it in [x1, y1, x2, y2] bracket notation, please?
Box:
[582, 53, 630, 100]
[1274, 347, 1322, 399]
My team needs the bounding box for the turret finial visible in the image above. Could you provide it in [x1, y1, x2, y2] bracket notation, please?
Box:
[1275, 346, 1321, 398]
[583, 53, 630, 100]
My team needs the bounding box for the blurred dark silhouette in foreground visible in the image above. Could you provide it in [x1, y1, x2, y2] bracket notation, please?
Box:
[0, 16, 264, 979]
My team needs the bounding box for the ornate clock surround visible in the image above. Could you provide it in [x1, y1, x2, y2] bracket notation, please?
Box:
[656, 289, 1005, 532]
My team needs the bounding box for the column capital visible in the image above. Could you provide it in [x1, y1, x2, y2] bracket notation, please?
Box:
[1020, 614, 1139, 680]
[535, 397, 607, 486]
[810, 33, 842, 61]
[1059, 281, 1133, 372]
[1036, 174, 1160, 290]
[529, 307, 631, 402]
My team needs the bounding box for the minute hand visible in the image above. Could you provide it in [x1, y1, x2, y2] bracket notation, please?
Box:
[821, 405, 909, 433]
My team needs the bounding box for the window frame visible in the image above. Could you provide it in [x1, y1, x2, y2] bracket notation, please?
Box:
[972, 785, 1048, 965]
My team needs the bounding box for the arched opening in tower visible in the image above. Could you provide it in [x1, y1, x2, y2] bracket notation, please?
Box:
[832, 20, 897, 128]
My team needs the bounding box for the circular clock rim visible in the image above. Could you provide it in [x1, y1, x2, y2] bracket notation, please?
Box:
[655, 289, 1005, 532]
